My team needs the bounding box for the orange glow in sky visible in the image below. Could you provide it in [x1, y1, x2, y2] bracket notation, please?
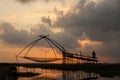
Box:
[18, 47, 62, 58]
[78, 39, 103, 48]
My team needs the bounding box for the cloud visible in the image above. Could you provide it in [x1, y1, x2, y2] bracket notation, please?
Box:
[0, 22, 80, 50]
[54, 0, 120, 42]
[32, 25, 82, 50]
[0, 22, 55, 45]
[16, 0, 55, 4]
[16, 0, 37, 4]
[0, 22, 32, 45]
[50, 0, 120, 62]
[41, 16, 52, 26]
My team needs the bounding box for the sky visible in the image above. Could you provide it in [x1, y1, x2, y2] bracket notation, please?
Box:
[0, 0, 120, 63]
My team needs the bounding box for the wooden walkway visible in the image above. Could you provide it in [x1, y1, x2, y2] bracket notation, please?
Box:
[63, 52, 98, 64]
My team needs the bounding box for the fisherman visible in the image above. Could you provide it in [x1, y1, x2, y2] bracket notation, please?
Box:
[92, 51, 96, 58]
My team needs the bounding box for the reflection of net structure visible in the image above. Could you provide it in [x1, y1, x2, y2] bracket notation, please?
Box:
[62, 71, 99, 80]
[16, 34, 98, 64]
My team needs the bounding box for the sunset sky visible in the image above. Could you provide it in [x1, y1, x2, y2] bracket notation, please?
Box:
[0, 0, 120, 63]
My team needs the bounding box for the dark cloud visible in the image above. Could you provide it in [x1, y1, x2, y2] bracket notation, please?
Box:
[54, 0, 120, 42]
[16, 0, 37, 4]
[31, 24, 80, 49]
[50, 0, 120, 62]
[0, 22, 53, 46]
[0, 22, 80, 50]
[16, 0, 58, 4]
[0, 22, 32, 45]
[41, 16, 52, 26]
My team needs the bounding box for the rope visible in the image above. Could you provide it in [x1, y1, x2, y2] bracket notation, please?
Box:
[46, 38, 65, 52]
[45, 38, 57, 58]
[24, 38, 42, 57]
[16, 38, 40, 57]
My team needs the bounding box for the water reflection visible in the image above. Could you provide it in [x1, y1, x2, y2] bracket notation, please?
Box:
[18, 67, 99, 80]
[1, 66, 120, 80]
[62, 71, 99, 80]
[1, 64, 120, 80]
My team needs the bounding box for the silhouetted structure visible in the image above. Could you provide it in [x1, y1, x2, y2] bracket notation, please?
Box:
[16, 34, 98, 64]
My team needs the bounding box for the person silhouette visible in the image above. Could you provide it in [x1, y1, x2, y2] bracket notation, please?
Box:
[92, 51, 96, 58]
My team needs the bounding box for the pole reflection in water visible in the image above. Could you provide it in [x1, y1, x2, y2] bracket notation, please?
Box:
[18, 67, 99, 80]
[30, 69, 60, 80]
[62, 71, 99, 80]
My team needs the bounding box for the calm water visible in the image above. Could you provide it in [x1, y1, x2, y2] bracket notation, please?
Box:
[17, 67, 120, 80]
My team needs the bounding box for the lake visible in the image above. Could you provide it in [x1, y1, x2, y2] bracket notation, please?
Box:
[18, 67, 120, 80]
